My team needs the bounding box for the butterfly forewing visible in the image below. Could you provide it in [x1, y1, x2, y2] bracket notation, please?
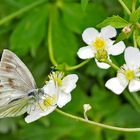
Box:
[0, 49, 37, 118]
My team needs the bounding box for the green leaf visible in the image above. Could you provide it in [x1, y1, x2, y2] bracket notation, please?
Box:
[97, 15, 129, 28]
[10, 5, 48, 56]
[50, 6, 78, 65]
[115, 31, 132, 43]
[62, 3, 107, 33]
[81, 0, 90, 11]
[130, 7, 140, 23]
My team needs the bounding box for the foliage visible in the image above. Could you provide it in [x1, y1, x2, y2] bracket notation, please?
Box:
[0, 0, 140, 140]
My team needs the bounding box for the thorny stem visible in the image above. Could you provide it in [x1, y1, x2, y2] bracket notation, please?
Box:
[0, 0, 47, 25]
[56, 108, 140, 132]
[118, 0, 131, 15]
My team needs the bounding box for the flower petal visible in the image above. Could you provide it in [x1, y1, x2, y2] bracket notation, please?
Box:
[57, 91, 71, 108]
[25, 105, 56, 123]
[82, 28, 99, 45]
[43, 80, 58, 97]
[61, 74, 78, 93]
[105, 77, 127, 94]
[77, 46, 95, 59]
[129, 79, 140, 92]
[125, 47, 140, 68]
[108, 41, 126, 55]
[101, 25, 117, 39]
[95, 59, 110, 69]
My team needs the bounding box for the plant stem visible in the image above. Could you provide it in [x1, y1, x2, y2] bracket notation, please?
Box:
[0, 0, 46, 25]
[124, 92, 140, 115]
[65, 59, 90, 71]
[131, 93, 140, 107]
[103, 59, 120, 71]
[133, 30, 137, 47]
[48, 15, 58, 66]
[118, 0, 131, 15]
[56, 108, 140, 132]
[132, 0, 137, 13]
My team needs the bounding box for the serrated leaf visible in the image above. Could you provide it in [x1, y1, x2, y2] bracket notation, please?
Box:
[10, 5, 48, 56]
[130, 7, 140, 23]
[97, 15, 129, 28]
[81, 0, 90, 11]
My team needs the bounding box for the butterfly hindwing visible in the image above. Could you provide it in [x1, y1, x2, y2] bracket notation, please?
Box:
[0, 97, 31, 118]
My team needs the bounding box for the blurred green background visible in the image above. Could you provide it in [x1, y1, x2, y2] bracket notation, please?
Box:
[0, 0, 140, 139]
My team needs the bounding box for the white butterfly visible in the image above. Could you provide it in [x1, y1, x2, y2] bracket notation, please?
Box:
[0, 49, 44, 118]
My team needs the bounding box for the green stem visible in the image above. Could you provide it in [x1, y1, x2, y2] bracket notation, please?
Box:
[56, 108, 140, 132]
[0, 0, 46, 25]
[118, 0, 131, 15]
[48, 15, 58, 66]
[103, 59, 120, 71]
[133, 30, 137, 47]
[132, 0, 137, 13]
[131, 93, 140, 107]
[124, 92, 140, 115]
[65, 59, 90, 71]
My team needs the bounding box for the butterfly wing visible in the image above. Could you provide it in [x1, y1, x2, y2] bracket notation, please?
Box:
[0, 97, 32, 118]
[0, 49, 37, 117]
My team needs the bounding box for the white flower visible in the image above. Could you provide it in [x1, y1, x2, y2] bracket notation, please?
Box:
[48, 72, 78, 108]
[105, 47, 140, 94]
[25, 72, 78, 123]
[25, 80, 58, 123]
[77, 25, 126, 69]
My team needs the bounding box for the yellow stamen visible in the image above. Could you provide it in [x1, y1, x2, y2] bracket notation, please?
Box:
[54, 77, 62, 87]
[93, 37, 106, 50]
[125, 70, 135, 80]
[43, 96, 56, 107]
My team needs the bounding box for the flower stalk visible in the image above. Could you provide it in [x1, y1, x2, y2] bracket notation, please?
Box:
[56, 108, 140, 132]
[118, 0, 131, 15]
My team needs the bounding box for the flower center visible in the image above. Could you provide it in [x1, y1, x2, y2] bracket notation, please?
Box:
[93, 37, 106, 50]
[125, 70, 135, 80]
[43, 95, 56, 107]
[54, 77, 62, 87]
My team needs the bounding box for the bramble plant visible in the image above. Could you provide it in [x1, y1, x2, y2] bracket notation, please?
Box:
[2, 0, 140, 139]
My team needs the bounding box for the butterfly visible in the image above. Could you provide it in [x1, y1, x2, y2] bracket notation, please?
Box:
[0, 49, 44, 118]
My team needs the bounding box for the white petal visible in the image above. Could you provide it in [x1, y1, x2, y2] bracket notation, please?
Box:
[101, 25, 117, 39]
[40, 105, 57, 116]
[82, 28, 99, 45]
[105, 77, 128, 94]
[43, 80, 58, 97]
[57, 91, 71, 108]
[125, 47, 140, 68]
[95, 59, 110, 69]
[61, 74, 78, 93]
[129, 79, 140, 92]
[25, 105, 56, 123]
[77, 46, 95, 59]
[25, 112, 42, 123]
[108, 41, 126, 55]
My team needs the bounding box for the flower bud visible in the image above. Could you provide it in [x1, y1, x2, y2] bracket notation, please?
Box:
[122, 26, 131, 34]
